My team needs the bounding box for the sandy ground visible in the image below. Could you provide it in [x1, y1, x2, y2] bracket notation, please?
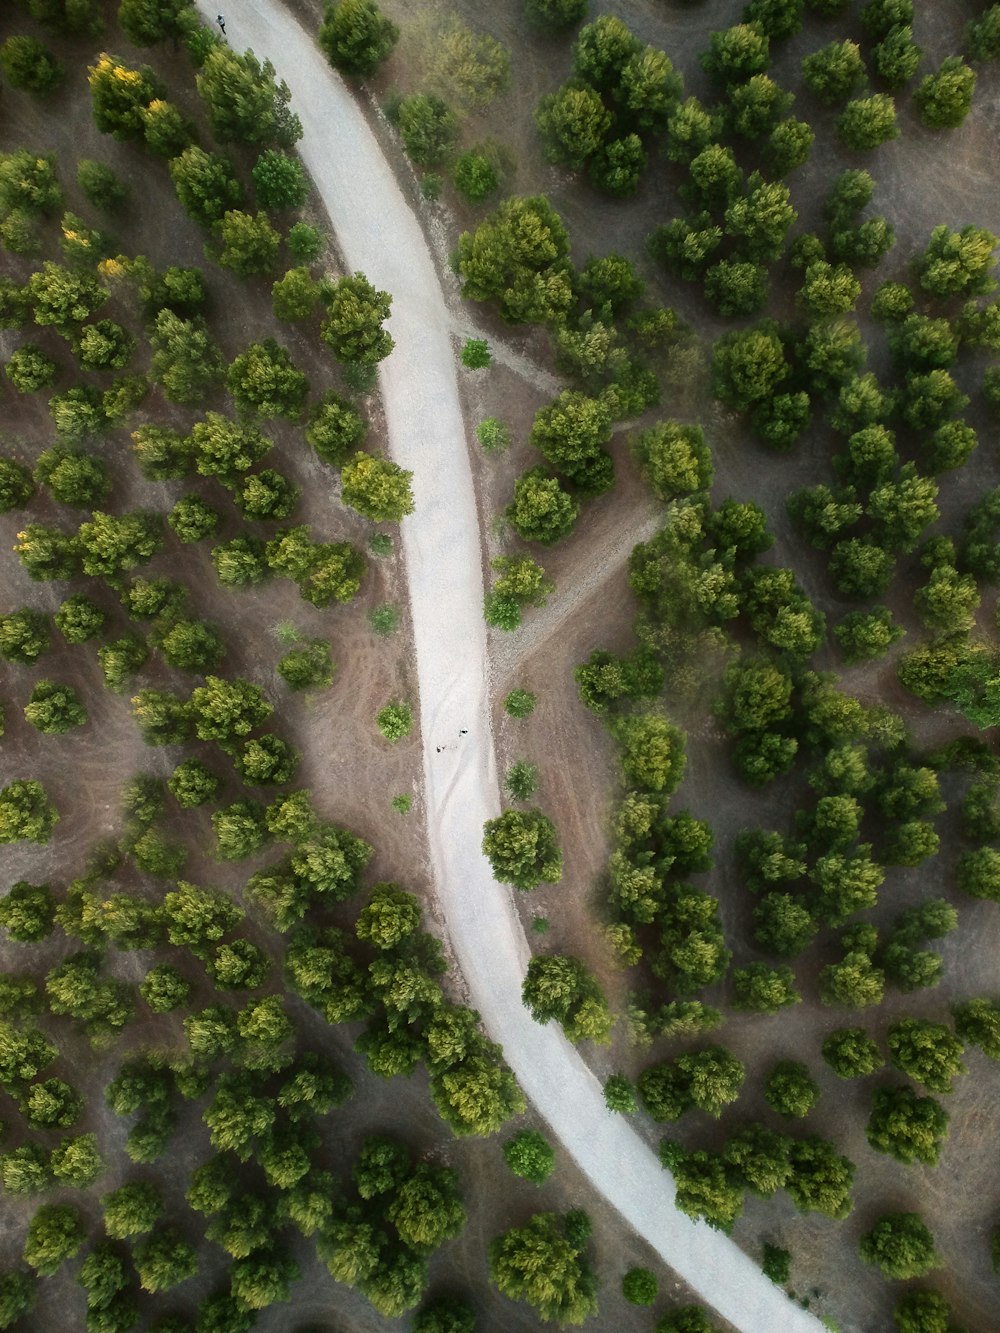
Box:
[203, 1, 830, 1328]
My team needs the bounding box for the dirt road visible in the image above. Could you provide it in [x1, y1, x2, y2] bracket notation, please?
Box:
[191, 3, 825, 1327]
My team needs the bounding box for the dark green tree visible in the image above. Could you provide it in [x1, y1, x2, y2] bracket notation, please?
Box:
[319, 0, 399, 77]
[859, 1213, 939, 1279]
[489, 1212, 598, 1325]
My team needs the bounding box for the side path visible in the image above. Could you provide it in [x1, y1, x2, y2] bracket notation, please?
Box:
[194, 5, 824, 1329]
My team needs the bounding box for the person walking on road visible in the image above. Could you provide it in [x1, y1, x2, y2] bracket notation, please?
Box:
[216, 13, 226, 34]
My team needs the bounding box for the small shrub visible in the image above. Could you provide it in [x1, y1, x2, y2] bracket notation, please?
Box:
[603, 1073, 637, 1114]
[505, 761, 539, 800]
[477, 417, 511, 453]
[461, 338, 491, 369]
[622, 1267, 657, 1305]
[376, 700, 412, 741]
[454, 149, 499, 201]
[369, 532, 393, 556]
[287, 222, 323, 262]
[503, 1128, 555, 1183]
[504, 688, 536, 718]
[391, 793, 412, 814]
[277, 639, 335, 690]
[369, 604, 400, 635]
[762, 1242, 791, 1284]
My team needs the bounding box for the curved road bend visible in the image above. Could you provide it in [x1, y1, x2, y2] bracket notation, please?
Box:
[194, 4, 825, 1329]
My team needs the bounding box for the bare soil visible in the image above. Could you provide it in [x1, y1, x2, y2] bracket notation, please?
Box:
[0, 5, 737, 1330]
[318, 0, 1000, 1328]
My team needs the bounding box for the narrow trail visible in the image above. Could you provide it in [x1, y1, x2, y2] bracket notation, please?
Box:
[195, 5, 824, 1328]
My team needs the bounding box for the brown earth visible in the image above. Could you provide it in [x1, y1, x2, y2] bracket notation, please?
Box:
[0, 5, 733, 1331]
[298, 0, 1000, 1329]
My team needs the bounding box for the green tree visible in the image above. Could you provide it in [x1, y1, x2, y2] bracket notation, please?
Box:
[483, 809, 562, 890]
[859, 1213, 939, 1279]
[100, 1183, 162, 1242]
[571, 14, 641, 89]
[489, 1212, 598, 1325]
[24, 680, 86, 735]
[169, 145, 243, 226]
[731, 963, 799, 1013]
[168, 495, 221, 544]
[764, 1060, 820, 1117]
[504, 1129, 555, 1184]
[190, 675, 271, 744]
[394, 93, 458, 167]
[413, 1295, 476, 1333]
[915, 57, 976, 129]
[6, 344, 57, 394]
[783, 1135, 854, 1218]
[0, 882, 55, 943]
[375, 700, 412, 742]
[886, 1018, 964, 1093]
[88, 52, 163, 139]
[272, 266, 321, 321]
[621, 1267, 657, 1305]
[388, 1163, 465, 1251]
[23, 1204, 85, 1275]
[28, 260, 106, 330]
[0, 780, 59, 845]
[504, 688, 536, 719]
[341, 452, 414, 522]
[214, 210, 281, 276]
[728, 73, 793, 142]
[522, 954, 612, 1044]
[700, 23, 769, 84]
[633, 421, 712, 501]
[454, 149, 499, 202]
[251, 149, 308, 210]
[916, 224, 997, 297]
[0, 609, 49, 664]
[225, 348, 308, 432]
[836, 94, 898, 149]
[305, 392, 367, 466]
[1, 1146, 51, 1196]
[150, 309, 224, 403]
[77, 510, 161, 578]
[319, 0, 399, 77]
[196, 45, 300, 147]
[641, 1047, 744, 1121]
[612, 714, 686, 794]
[321, 273, 394, 364]
[712, 325, 788, 410]
[278, 638, 335, 690]
[140, 963, 191, 1013]
[866, 1085, 949, 1166]
[526, 0, 587, 29]
[801, 39, 865, 104]
[819, 951, 885, 1008]
[535, 82, 611, 170]
[0, 35, 64, 93]
[868, 465, 939, 550]
[134, 1225, 198, 1293]
[967, 5, 1000, 58]
[655, 1307, 718, 1333]
[834, 608, 903, 663]
[752, 892, 816, 956]
[456, 195, 573, 325]
[506, 467, 580, 545]
[0, 1270, 35, 1327]
[893, 1290, 953, 1333]
[0, 457, 34, 511]
[21, 1079, 81, 1131]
